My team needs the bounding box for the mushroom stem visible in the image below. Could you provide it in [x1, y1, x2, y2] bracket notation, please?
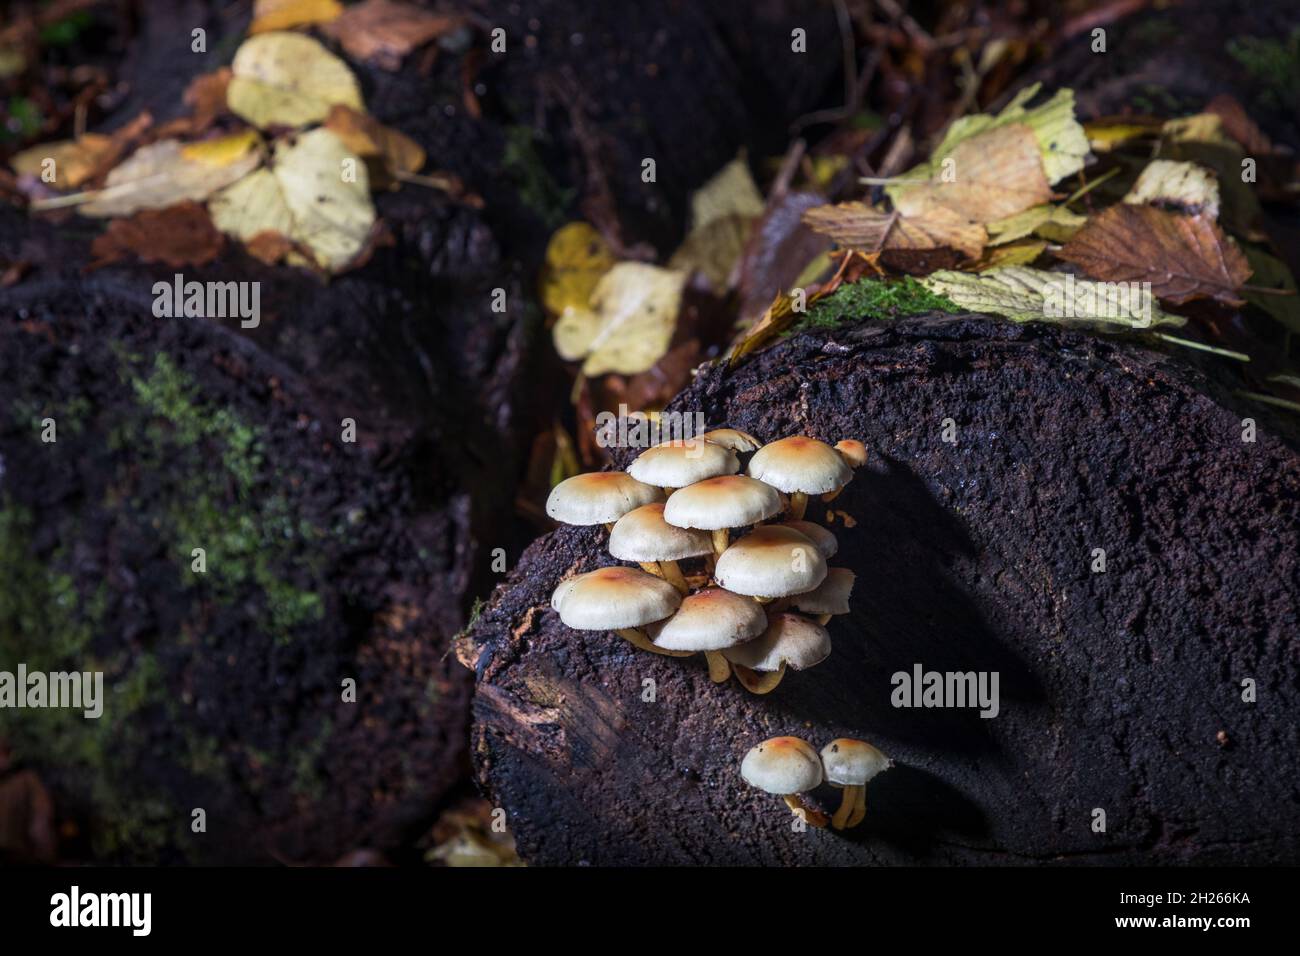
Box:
[831, 785, 864, 830]
[847, 785, 867, 828]
[604, 523, 615, 534]
[783, 794, 828, 828]
[821, 487, 843, 504]
[732, 662, 786, 694]
[711, 528, 730, 557]
[815, 613, 832, 626]
[789, 492, 808, 520]
[662, 486, 676, 496]
[767, 597, 793, 615]
[659, 559, 690, 594]
[639, 561, 666, 579]
[704, 651, 731, 683]
[615, 628, 692, 657]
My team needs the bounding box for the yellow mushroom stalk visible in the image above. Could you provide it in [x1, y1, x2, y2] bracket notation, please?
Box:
[820, 738, 891, 830]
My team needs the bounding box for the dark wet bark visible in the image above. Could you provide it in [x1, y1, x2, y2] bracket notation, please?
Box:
[0, 0, 840, 862]
[464, 316, 1300, 865]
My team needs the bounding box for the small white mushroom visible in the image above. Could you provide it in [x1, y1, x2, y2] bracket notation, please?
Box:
[551, 566, 687, 656]
[740, 736, 827, 828]
[722, 612, 831, 694]
[790, 568, 855, 624]
[545, 471, 663, 531]
[608, 503, 712, 593]
[647, 587, 766, 682]
[663, 475, 783, 557]
[820, 738, 891, 829]
[747, 436, 852, 520]
[713, 526, 827, 601]
[628, 438, 738, 494]
[700, 428, 763, 454]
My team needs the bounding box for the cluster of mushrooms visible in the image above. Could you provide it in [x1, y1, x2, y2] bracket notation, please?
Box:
[546, 430, 866, 693]
[741, 736, 891, 830]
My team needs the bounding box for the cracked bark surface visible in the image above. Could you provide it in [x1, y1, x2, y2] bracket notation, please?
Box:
[463, 317, 1300, 865]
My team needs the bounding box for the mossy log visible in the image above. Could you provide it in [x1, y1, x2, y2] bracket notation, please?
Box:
[0, 0, 840, 862]
[463, 316, 1300, 864]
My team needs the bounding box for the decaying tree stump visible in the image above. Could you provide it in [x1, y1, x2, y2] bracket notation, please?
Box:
[0, 0, 840, 862]
[463, 317, 1300, 864]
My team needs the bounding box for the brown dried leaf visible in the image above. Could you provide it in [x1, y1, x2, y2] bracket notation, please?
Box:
[320, 0, 462, 70]
[804, 200, 986, 259]
[892, 123, 1053, 225]
[1058, 204, 1250, 306]
[88, 202, 225, 270]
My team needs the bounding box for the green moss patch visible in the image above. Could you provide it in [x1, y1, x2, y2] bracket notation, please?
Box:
[788, 277, 957, 335]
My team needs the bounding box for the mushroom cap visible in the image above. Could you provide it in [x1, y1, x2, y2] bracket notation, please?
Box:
[713, 525, 827, 597]
[820, 738, 892, 787]
[740, 736, 823, 795]
[608, 503, 713, 563]
[551, 575, 580, 611]
[834, 439, 868, 469]
[662, 475, 782, 531]
[723, 612, 831, 671]
[546, 471, 663, 526]
[747, 435, 852, 495]
[701, 428, 763, 453]
[553, 566, 681, 630]
[773, 520, 838, 559]
[791, 567, 855, 616]
[628, 439, 739, 488]
[647, 587, 767, 651]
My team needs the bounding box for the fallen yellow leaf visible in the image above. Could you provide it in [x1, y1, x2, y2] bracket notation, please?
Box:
[985, 203, 1086, 245]
[539, 222, 616, 317]
[209, 127, 375, 273]
[249, 0, 343, 34]
[37, 135, 262, 217]
[9, 134, 115, 189]
[552, 262, 685, 376]
[227, 31, 364, 129]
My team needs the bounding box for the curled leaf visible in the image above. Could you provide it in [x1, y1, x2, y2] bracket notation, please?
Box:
[1124, 159, 1220, 219]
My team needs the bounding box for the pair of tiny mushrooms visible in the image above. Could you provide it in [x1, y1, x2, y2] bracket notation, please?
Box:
[742, 736, 891, 830]
[547, 431, 867, 693]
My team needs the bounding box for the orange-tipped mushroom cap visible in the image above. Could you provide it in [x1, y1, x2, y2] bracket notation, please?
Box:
[834, 439, 868, 469]
[662, 475, 782, 531]
[545, 471, 663, 526]
[628, 438, 739, 487]
[648, 587, 767, 652]
[747, 436, 852, 495]
[740, 736, 823, 794]
[608, 503, 713, 563]
[552, 566, 681, 630]
[713, 525, 827, 597]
